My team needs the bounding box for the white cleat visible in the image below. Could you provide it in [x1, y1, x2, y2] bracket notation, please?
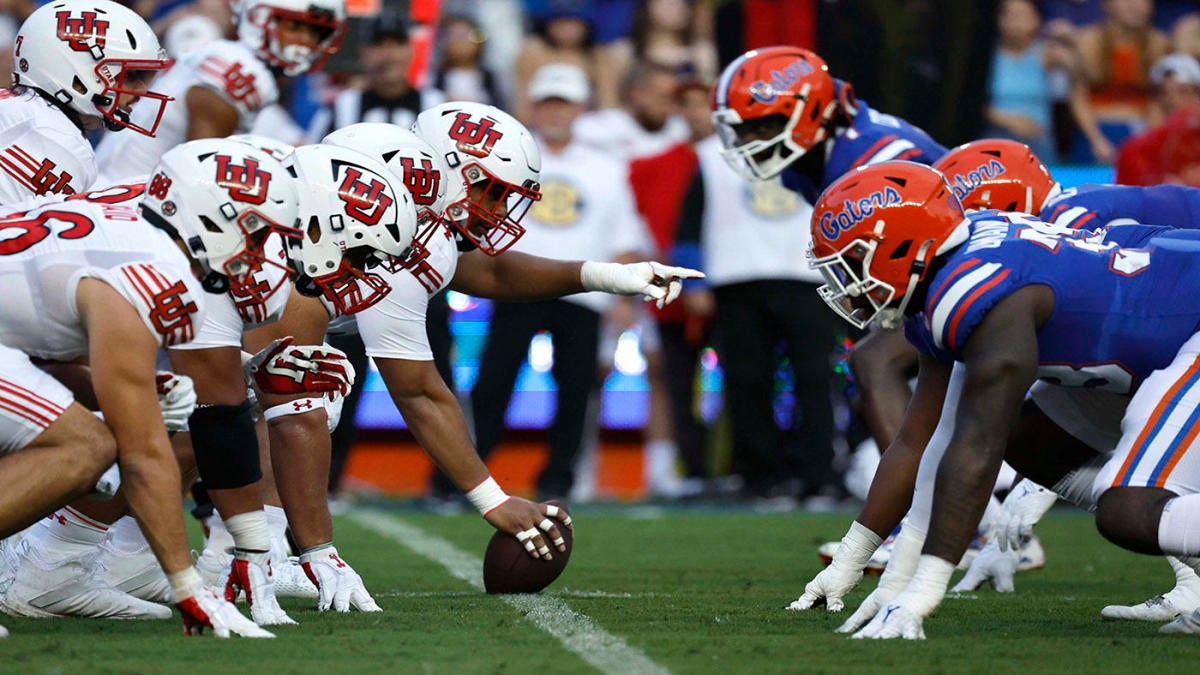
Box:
[1102, 557, 1200, 622]
[0, 540, 170, 620]
[1159, 607, 1200, 634]
[194, 546, 232, 590]
[1016, 534, 1046, 572]
[94, 541, 172, 604]
[273, 556, 319, 600]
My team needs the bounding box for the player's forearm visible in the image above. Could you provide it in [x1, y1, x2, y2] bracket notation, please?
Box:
[395, 390, 490, 492]
[856, 439, 922, 537]
[118, 442, 193, 573]
[452, 251, 585, 301]
[922, 439, 1006, 564]
[267, 413, 334, 549]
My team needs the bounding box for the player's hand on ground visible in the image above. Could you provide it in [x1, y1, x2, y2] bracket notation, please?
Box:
[836, 586, 897, 633]
[244, 336, 355, 396]
[299, 545, 382, 613]
[177, 580, 274, 638]
[226, 549, 298, 626]
[580, 261, 705, 309]
[484, 498, 572, 560]
[155, 371, 195, 432]
[851, 601, 927, 640]
[951, 541, 1018, 593]
[787, 562, 863, 613]
[994, 479, 1057, 552]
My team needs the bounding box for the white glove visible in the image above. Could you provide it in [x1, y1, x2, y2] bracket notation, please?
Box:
[994, 479, 1057, 552]
[299, 545, 382, 613]
[172, 568, 275, 638]
[837, 524, 924, 633]
[244, 337, 356, 397]
[156, 371, 196, 432]
[787, 522, 881, 612]
[950, 541, 1018, 593]
[580, 261, 704, 309]
[324, 391, 345, 433]
[852, 555, 955, 641]
[226, 549, 298, 626]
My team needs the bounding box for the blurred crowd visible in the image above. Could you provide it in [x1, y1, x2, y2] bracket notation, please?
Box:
[6, 0, 1200, 509]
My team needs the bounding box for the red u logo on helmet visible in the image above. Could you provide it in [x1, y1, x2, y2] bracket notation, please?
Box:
[447, 113, 504, 158]
[55, 11, 109, 60]
[338, 167, 394, 226]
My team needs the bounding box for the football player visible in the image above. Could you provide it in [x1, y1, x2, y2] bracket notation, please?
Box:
[0, 0, 173, 203]
[808, 161, 1200, 638]
[231, 103, 702, 608]
[94, 0, 345, 185]
[0, 139, 294, 637]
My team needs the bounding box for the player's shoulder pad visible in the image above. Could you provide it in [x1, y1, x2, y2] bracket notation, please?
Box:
[0, 104, 97, 199]
[922, 241, 1021, 355]
[103, 260, 206, 347]
[190, 40, 279, 115]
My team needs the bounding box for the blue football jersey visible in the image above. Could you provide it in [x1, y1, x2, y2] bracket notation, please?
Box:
[781, 94, 947, 202]
[1042, 183, 1200, 233]
[905, 210, 1200, 395]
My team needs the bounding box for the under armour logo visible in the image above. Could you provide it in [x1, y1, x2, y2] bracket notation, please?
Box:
[215, 155, 270, 205]
[337, 166, 394, 226]
[56, 11, 109, 60]
[329, 554, 346, 569]
[446, 112, 503, 158]
[293, 400, 315, 412]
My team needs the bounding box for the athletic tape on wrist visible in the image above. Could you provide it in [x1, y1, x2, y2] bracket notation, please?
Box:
[168, 567, 204, 603]
[466, 476, 509, 516]
[263, 397, 325, 421]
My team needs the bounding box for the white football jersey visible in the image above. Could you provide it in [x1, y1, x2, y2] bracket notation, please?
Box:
[327, 221, 459, 362]
[0, 198, 207, 361]
[94, 40, 279, 186]
[0, 90, 97, 204]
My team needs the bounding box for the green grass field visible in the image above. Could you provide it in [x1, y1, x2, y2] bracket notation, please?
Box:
[0, 507, 1195, 674]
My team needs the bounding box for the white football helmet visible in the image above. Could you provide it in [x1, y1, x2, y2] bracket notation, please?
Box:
[140, 139, 301, 309]
[321, 123, 448, 267]
[234, 0, 345, 76]
[412, 102, 542, 256]
[13, 0, 173, 136]
[286, 144, 418, 315]
[228, 133, 296, 163]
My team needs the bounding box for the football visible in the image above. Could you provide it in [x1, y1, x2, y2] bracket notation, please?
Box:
[482, 501, 573, 594]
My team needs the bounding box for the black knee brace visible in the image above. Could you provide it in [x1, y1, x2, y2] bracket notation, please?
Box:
[189, 400, 262, 490]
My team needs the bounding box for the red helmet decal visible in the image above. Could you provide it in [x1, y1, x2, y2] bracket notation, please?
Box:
[148, 173, 172, 200]
[215, 155, 271, 205]
[447, 112, 504, 158]
[398, 157, 442, 207]
[337, 166, 394, 226]
[55, 11, 109, 60]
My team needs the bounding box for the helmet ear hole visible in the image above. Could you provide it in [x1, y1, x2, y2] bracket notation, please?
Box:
[198, 215, 223, 234]
[890, 240, 912, 260]
[306, 215, 322, 243]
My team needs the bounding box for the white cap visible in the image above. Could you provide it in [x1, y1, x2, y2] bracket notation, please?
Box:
[1152, 53, 1200, 86]
[528, 63, 591, 104]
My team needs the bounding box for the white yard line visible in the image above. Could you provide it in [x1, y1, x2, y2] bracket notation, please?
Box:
[349, 510, 670, 675]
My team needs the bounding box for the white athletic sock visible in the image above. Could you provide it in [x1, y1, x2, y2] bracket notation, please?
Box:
[25, 507, 110, 564]
[224, 510, 270, 552]
[107, 515, 149, 554]
[978, 494, 1003, 537]
[203, 511, 235, 555]
[644, 440, 680, 480]
[1159, 496, 1200, 558]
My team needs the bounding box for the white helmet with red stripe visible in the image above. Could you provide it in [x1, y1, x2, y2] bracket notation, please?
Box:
[412, 102, 542, 256]
[140, 138, 301, 303]
[286, 144, 418, 315]
[233, 0, 346, 76]
[13, 0, 174, 136]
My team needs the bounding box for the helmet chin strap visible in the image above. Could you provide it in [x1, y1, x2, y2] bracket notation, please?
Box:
[876, 238, 936, 332]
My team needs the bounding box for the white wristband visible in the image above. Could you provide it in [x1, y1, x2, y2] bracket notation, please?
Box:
[833, 520, 885, 569]
[168, 566, 204, 603]
[579, 261, 618, 293]
[465, 476, 510, 516]
[263, 397, 325, 420]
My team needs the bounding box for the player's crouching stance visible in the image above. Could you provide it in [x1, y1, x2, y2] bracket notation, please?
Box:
[0, 139, 290, 637]
[804, 161, 1200, 639]
[241, 103, 701, 589]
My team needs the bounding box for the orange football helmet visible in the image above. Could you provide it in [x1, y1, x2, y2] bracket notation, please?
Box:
[712, 46, 843, 180]
[933, 139, 1060, 214]
[810, 161, 969, 330]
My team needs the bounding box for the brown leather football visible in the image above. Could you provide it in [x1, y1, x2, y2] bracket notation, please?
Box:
[482, 502, 573, 594]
